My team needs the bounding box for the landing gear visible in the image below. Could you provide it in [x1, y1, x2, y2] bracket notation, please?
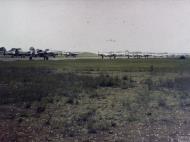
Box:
[43, 55, 49, 60]
[29, 56, 33, 60]
[113, 55, 116, 59]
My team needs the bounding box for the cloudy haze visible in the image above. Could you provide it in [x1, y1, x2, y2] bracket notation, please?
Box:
[0, 0, 190, 53]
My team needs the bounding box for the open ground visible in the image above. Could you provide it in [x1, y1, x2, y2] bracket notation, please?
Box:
[0, 58, 190, 142]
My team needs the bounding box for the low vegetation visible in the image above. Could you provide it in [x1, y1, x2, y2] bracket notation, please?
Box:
[0, 59, 190, 141]
[0, 58, 190, 72]
[0, 67, 134, 105]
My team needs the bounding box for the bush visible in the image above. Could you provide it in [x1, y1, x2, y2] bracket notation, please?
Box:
[122, 75, 128, 80]
[157, 77, 190, 91]
[158, 97, 167, 108]
[150, 65, 154, 72]
[179, 55, 186, 59]
[97, 74, 119, 87]
[36, 106, 46, 113]
[144, 78, 153, 90]
[0, 67, 135, 106]
[87, 119, 111, 133]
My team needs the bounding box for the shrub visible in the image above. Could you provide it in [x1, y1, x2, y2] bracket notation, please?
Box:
[158, 97, 167, 108]
[0, 67, 135, 105]
[122, 75, 128, 80]
[87, 119, 111, 133]
[144, 78, 153, 90]
[157, 77, 190, 91]
[150, 65, 154, 72]
[36, 106, 46, 113]
[179, 55, 186, 59]
[127, 114, 139, 122]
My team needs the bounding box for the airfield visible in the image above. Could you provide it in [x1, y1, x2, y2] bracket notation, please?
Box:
[0, 56, 190, 142]
[0, 51, 99, 61]
[0, 51, 188, 61]
[0, 54, 98, 61]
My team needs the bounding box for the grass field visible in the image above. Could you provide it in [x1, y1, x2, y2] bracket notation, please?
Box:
[0, 58, 190, 142]
[1, 58, 190, 72]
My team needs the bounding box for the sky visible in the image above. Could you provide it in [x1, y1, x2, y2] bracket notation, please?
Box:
[0, 0, 190, 53]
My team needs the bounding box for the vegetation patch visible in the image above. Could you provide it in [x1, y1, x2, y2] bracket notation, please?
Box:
[0, 59, 190, 141]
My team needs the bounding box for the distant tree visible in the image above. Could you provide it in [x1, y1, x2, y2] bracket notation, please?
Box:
[179, 55, 186, 60]
[0, 47, 6, 55]
[29, 46, 35, 51]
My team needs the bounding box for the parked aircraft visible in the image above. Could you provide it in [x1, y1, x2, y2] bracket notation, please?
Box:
[0, 47, 60, 60]
[98, 52, 117, 59]
[63, 52, 79, 58]
[45, 49, 59, 57]
[2, 48, 30, 58]
[98, 51, 171, 59]
[29, 48, 59, 60]
[0, 47, 6, 55]
[1, 46, 189, 60]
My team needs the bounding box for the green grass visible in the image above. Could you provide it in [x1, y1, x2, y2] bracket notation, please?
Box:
[0, 58, 190, 72]
[78, 52, 98, 58]
[1, 58, 190, 141]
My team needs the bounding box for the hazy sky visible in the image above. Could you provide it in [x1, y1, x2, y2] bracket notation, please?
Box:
[1, 0, 190, 53]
